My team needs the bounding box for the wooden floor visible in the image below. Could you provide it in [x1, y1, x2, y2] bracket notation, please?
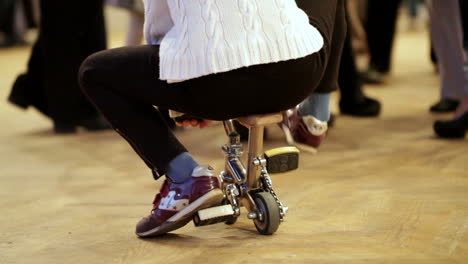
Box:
[1, 16, 467, 264]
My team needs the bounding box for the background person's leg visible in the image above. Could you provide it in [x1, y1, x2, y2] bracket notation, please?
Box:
[431, 0, 468, 138]
[429, 0, 466, 102]
[363, 0, 402, 83]
[339, 3, 381, 117]
[40, 0, 107, 128]
[8, 35, 49, 116]
[339, 11, 363, 104]
[0, 0, 17, 47]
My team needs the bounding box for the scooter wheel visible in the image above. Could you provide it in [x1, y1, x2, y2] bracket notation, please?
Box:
[253, 192, 280, 235]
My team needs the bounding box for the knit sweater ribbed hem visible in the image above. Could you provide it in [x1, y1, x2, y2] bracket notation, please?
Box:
[160, 28, 323, 82]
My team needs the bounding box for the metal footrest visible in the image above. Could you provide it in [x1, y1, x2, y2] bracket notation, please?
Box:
[198, 205, 235, 221]
[264, 146, 299, 174]
[193, 205, 236, 227]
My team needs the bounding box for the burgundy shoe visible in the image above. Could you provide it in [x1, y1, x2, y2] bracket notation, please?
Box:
[136, 165, 223, 237]
[280, 107, 328, 153]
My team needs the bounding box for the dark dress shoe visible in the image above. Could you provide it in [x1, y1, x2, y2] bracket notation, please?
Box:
[434, 111, 468, 139]
[430, 99, 459, 113]
[54, 116, 111, 134]
[339, 96, 381, 117]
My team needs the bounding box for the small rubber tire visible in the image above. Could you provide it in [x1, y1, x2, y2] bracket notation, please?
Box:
[253, 192, 281, 235]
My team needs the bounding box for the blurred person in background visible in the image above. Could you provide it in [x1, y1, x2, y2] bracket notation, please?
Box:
[359, 0, 427, 84]
[360, 0, 403, 84]
[430, 0, 467, 113]
[405, 0, 424, 30]
[106, 0, 176, 129]
[338, 0, 381, 117]
[0, 0, 37, 47]
[7, 0, 110, 134]
[346, 0, 367, 53]
[430, 0, 468, 139]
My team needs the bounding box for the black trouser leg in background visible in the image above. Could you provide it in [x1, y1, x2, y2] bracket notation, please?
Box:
[0, 0, 15, 43]
[40, 0, 106, 124]
[365, 0, 403, 73]
[339, 5, 364, 102]
[22, 37, 49, 116]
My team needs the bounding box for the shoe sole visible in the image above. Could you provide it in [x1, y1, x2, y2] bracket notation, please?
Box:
[280, 124, 318, 154]
[136, 189, 224, 237]
[434, 129, 466, 139]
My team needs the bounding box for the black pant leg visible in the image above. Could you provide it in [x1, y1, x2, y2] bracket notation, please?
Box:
[0, 0, 15, 38]
[339, 5, 364, 102]
[365, 0, 403, 73]
[25, 36, 49, 115]
[79, 45, 189, 178]
[39, 0, 106, 124]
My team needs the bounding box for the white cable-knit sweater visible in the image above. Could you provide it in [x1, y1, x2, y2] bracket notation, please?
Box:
[143, 0, 324, 82]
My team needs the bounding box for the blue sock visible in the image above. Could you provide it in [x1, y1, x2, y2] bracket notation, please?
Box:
[166, 152, 199, 183]
[298, 93, 331, 122]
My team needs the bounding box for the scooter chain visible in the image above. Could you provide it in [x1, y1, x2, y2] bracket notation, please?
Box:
[261, 168, 286, 221]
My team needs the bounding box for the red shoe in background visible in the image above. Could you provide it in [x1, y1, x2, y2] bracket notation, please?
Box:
[280, 107, 328, 153]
